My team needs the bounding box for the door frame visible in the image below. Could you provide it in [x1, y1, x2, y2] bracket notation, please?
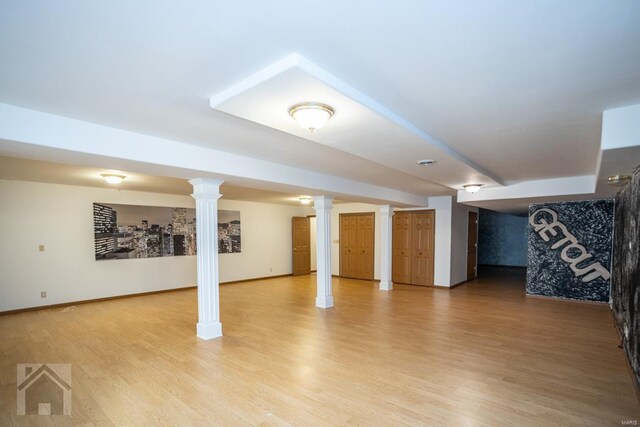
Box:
[466, 211, 478, 281]
[339, 212, 375, 280]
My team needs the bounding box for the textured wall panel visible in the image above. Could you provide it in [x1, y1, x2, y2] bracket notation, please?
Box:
[478, 208, 528, 267]
[611, 169, 640, 388]
[526, 200, 614, 302]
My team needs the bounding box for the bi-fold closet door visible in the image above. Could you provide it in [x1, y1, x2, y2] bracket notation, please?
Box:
[392, 211, 435, 286]
[340, 213, 374, 280]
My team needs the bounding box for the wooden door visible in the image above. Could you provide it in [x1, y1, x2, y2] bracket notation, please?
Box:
[356, 214, 375, 280]
[292, 217, 310, 276]
[392, 212, 412, 284]
[340, 213, 375, 280]
[340, 214, 358, 278]
[411, 211, 435, 286]
[467, 211, 478, 281]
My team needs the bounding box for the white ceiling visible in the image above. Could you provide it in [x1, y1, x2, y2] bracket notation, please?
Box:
[0, 1, 639, 209]
[0, 155, 328, 206]
[211, 56, 501, 191]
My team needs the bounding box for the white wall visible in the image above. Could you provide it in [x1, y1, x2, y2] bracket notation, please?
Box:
[398, 196, 476, 287]
[0, 179, 306, 311]
[601, 103, 640, 150]
[0, 177, 478, 312]
[425, 196, 453, 287]
[450, 198, 478, 286]
[216, 199, 306, 282]
[303, 198, 474, 286]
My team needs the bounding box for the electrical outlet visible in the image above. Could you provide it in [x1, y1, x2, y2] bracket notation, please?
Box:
[40, 291, 47, 298]
[38, 244, 45, 252]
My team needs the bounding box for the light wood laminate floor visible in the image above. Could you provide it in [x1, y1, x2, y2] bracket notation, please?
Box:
[1, 268, 638, 426]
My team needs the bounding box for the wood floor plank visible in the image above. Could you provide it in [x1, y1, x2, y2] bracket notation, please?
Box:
[0, 268, 638, 426]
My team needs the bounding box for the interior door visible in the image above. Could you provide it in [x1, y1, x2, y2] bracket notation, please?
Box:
[392, 212, 412, 284]
[292, 217, 310, 276]
[411, 211, 435, 287]
[356, 213, 375, 280]
[467, 211, 478, 281]
[340, 214, 358, 278]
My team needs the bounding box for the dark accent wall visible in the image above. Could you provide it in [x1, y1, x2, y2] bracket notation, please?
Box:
[478, 209, 527, 267]
[526, 200, 614, 302]
[612, 169, 640, 388]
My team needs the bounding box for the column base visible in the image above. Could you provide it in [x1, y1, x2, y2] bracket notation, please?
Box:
[197, 321, 223, 340]
[379, 280, 393, 291]
[315, 295, 334, 309]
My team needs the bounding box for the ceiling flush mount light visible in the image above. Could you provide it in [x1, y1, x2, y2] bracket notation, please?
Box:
[416, 159, 436, 166]
[607, 174, 631, 186]
[101, 174, 125, 185]
[463, 184, 483, 193]
[288, 102, 334, 132]
[299, 196, 312, 205]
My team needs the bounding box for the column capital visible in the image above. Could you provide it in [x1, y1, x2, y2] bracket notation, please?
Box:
[189, 178, 224, 199]
[313, 195, 334, 211]
[379, 205, 394, 216]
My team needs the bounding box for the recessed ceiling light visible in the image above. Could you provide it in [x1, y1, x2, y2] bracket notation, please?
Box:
[416, 159, 436, 166]
[288, 102, 334, 132]
[607, 174, 631, 186]
[101, 174, 125, 184]
[299, 196, 313, 205]
[463, 184, 483, 193]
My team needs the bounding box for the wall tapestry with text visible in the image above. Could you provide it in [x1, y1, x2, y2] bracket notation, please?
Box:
[526, 200, 614, 302]
[93, 203, 241, 260]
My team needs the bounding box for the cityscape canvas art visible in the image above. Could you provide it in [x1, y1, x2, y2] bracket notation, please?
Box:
[93, 203, 241, 260]
[218, 210, 241, 253]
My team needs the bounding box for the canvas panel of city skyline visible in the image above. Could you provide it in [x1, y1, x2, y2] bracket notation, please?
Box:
[93, 203, 241, 260]
[218, 209, 241, 254]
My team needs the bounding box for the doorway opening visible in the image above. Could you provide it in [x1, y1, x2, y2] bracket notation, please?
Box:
[467, 211, 478, 281]
[476, 208, 529, 280]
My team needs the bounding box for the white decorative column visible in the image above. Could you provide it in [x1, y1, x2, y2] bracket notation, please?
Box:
[189, 178, 224, 340]
[314, 195, 334, 308]
[379, 205, 394, 290]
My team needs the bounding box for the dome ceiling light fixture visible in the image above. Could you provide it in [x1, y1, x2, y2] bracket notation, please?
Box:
[416, 159, 436, 166]
[299, 196, 313, 205]
[288, 102, 334, 132]
[101, 174, 125, 184]
[463, 184, 483, 193]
